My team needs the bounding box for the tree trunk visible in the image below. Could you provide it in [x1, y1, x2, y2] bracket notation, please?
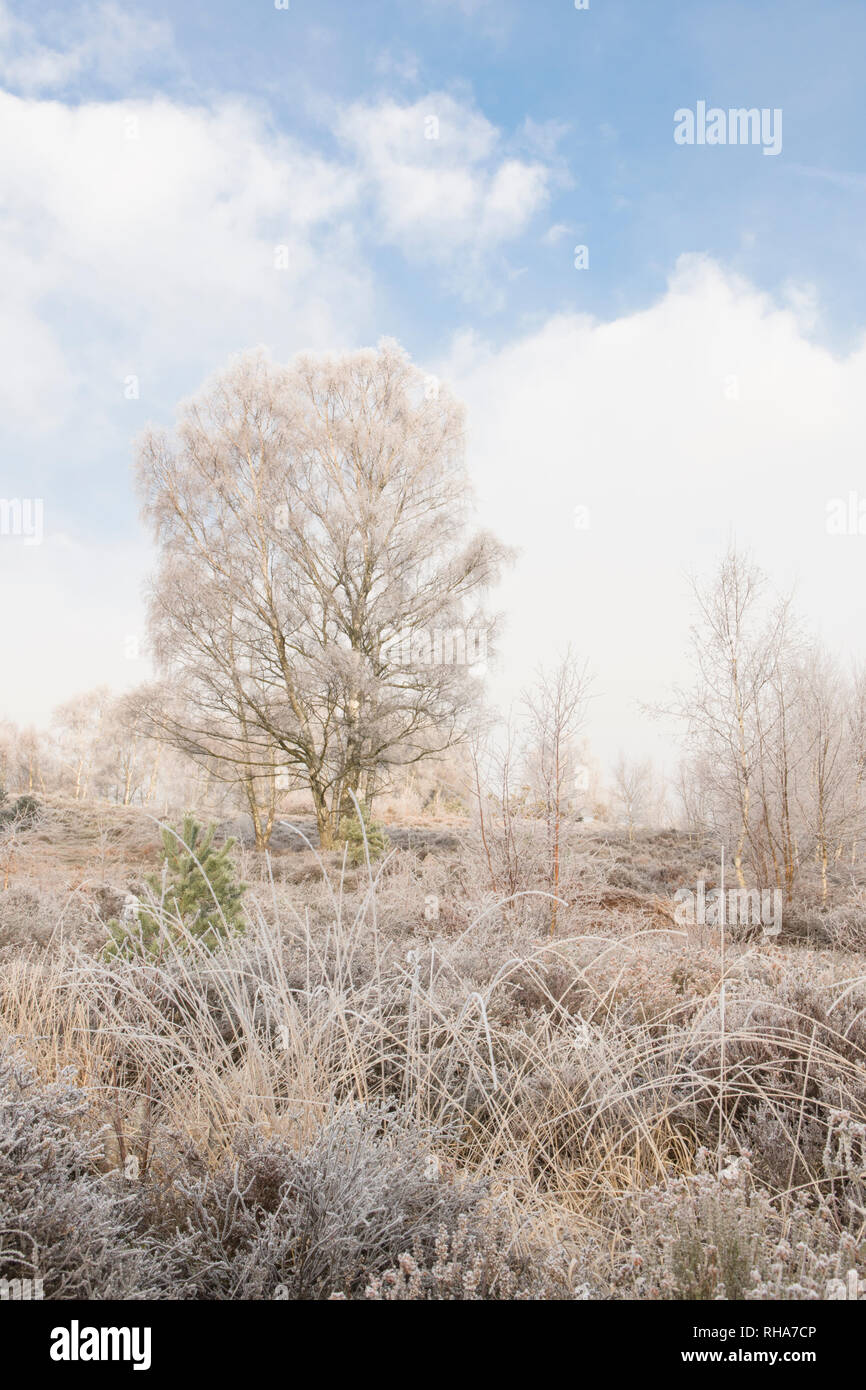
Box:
[311, 780, 337, 850]
[243, 774, 274, 851]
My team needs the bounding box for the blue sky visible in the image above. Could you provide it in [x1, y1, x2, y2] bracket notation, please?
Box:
[2, 0, 866, 771]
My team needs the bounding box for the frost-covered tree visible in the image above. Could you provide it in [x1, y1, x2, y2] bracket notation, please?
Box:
[135, 342, 508, 847]
[610, 754, 654, 843]
[670, 548, 866, 899]
[52, 687, 113, 801]
[521, 650, 592, 933]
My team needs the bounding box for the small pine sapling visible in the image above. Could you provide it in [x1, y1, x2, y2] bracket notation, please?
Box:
[105, 814, 246, 959]
[338, 803, 390, 867]
[0, 792, 39, 829]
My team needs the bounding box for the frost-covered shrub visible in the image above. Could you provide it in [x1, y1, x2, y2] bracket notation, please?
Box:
[0, 885, 60, 953]
[0, 1050, 163, 1299]
[823, 888, 866, 951]
[155, 1106, 549, 1300]
[0, 884, 105, 955]
[613, 1151, 864, 1301]
[363, 1215, 574, 1300]
[1, 1051, 575, 1301]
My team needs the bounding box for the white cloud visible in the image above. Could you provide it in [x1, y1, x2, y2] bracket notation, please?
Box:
[0, 82, 557, 437]
[0, 90, 370, 434]
[0, 530, 154, 727]
[542, 222, 574, 245]
[440, 256, 866, 770]
[374, 47, 420, 85]
[518, 116, 571, 163]
[0, 1, 173, 94]
[781, 279, 821, 333]
[421, 0, 511, 34]
[335, 92, 550, 263]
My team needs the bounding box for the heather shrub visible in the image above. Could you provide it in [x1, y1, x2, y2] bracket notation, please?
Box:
[0, 884, 104, 956]
[0, 1047, 576, 1301]
[612, 1151, 864, 1300]
[824, 888, 866, 951]
[0, 1050, 163, 1299]
[363, 1214, 576, 1300]
[154, 1106, 555, 1300]
[0, 885, 60, 954]
[683, 985, 866, 1214]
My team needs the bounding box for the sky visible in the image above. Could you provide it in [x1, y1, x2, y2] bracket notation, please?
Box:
[1, 0, 866, 779]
